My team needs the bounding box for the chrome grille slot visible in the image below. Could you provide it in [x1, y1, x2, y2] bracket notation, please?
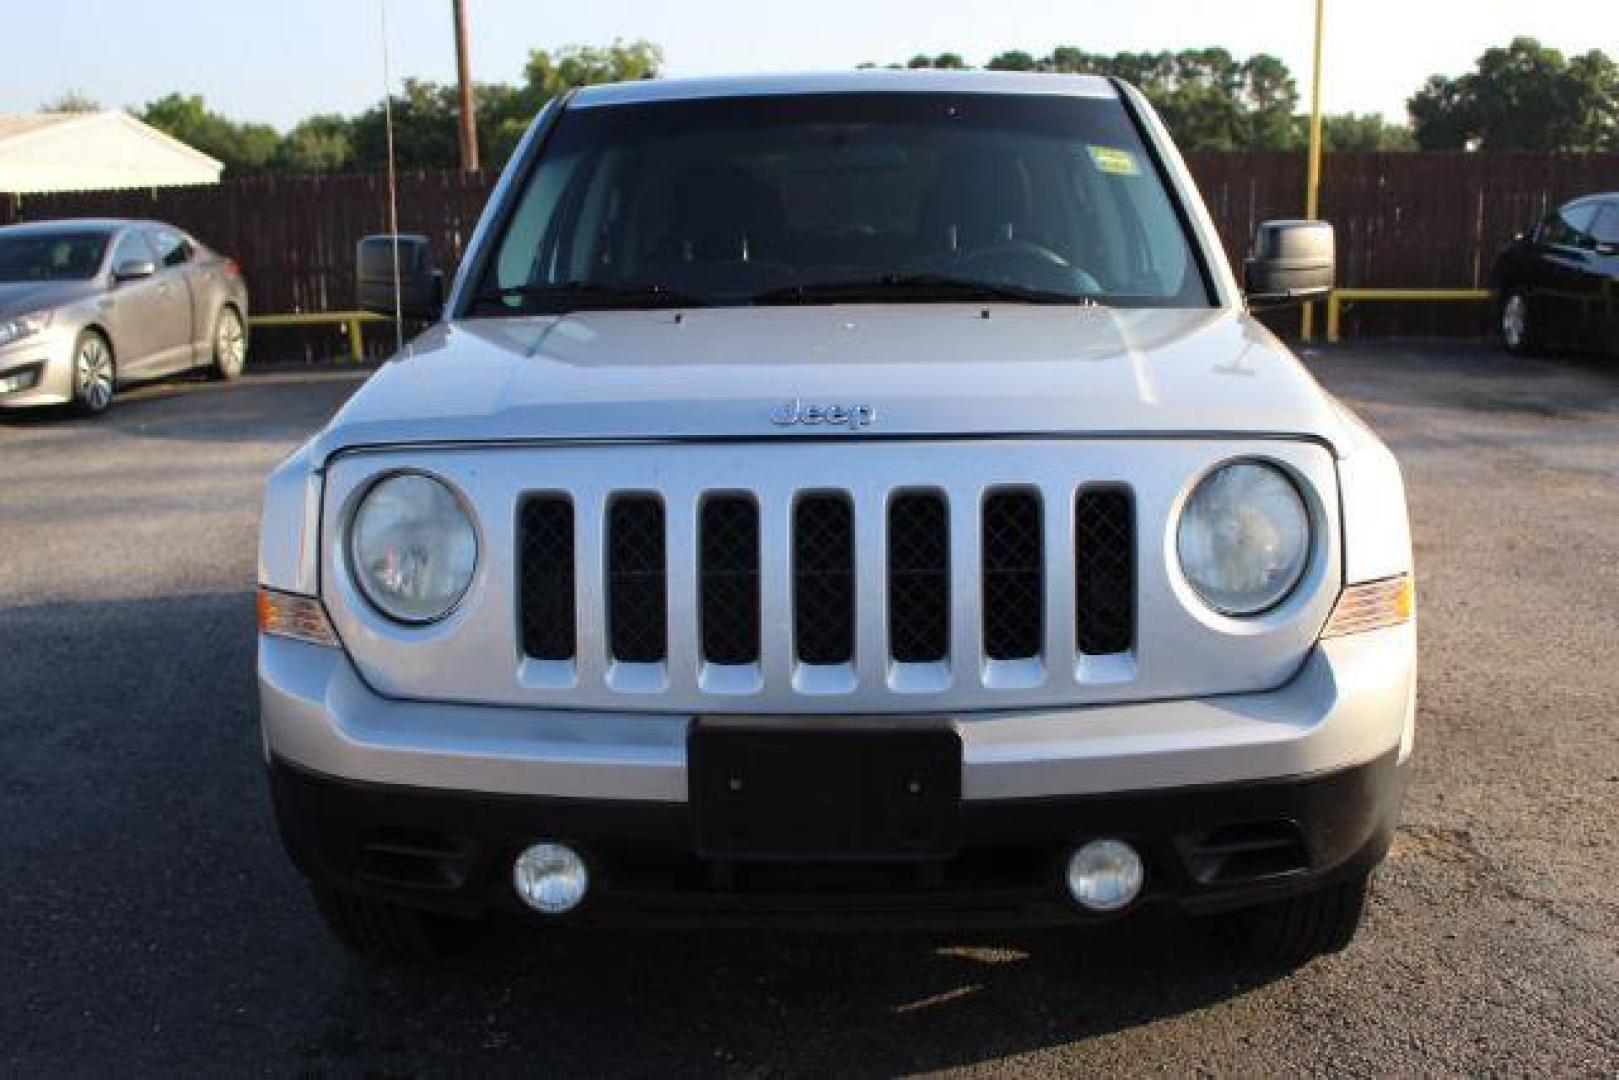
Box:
[887, 493, 949, 664]
[700, 496, 760, 665]
[793, 494, 856, 665]
[981, 491, 1044, 661]
[607, 495, 667, 663]
[518, 496, 576, 661]
[1076, 489, 1135, 656]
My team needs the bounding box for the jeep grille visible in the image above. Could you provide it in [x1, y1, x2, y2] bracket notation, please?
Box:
[518, 483, 1134, 679]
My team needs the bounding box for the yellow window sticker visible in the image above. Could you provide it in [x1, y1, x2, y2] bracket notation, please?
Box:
[1088, 145, 1142, 177]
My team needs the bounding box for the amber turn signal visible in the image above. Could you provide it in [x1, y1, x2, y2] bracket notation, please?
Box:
[257, 587, 339, 647]
[1321, 575, 1414, 639]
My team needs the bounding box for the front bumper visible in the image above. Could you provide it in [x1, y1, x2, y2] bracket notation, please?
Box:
[260, 623, 1414, 924]
[0, 328, 75, 408]
[271, 750, 1402, 926]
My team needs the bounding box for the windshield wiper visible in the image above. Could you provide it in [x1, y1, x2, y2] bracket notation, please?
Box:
[467, 275, 1099, 313]
[468, 281, 712, 314]
[747, 273, 1100, 307]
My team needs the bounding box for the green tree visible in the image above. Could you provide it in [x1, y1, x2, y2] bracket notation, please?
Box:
[348, 78, 461, 170]
[140, 93, 280, 174]
[522, 40, 664, 105]
[342, 40, 664, 172]
[1568, 49, 1619, 150]
[1409, 37, 1619, 151]
[1308, 113, 1417, 152]
[276, 114, 353, 172]
[474, 82, 534, 170]
[1239, 53, 1299, 149]
[974, 46, 1300, 149]
[126, 39, 666, 176]
[906, 53, 967, 70]
[41, 91, 101, 113]
[985, 50, 1038, 72]
[1407, 75, 1473, 149]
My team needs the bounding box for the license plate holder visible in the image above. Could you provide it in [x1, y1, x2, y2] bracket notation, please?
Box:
[689, 719, 962, 860]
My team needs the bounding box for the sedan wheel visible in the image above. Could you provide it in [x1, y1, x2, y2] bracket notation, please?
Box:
[1501, 291, 1537, 356]
[212, 307, 247, 381]
[72, 333, 115, 415]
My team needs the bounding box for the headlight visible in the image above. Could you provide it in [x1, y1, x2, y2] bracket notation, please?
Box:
[0, 310, 51, 348]
[1176, 461, 1310, 616]
[348, 472, 478, 623]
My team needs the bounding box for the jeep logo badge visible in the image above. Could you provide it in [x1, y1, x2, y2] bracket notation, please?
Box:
[770, 399, 877, 430]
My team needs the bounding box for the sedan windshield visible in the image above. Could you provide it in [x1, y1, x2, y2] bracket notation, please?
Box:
[0, 231, 110, 283]
[471, 92, 1208, 315]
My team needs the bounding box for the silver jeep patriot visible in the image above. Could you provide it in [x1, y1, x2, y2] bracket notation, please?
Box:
[257, 71, 1415, 963]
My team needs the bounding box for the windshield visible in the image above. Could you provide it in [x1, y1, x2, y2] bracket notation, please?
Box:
[0, 231, 110, 283]
[471, 92, 1208, 315]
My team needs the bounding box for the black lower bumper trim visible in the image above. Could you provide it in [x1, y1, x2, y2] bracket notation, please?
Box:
[268, 751, 1403, 928]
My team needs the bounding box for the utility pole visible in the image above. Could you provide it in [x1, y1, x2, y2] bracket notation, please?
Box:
[1301, 0, 1326, 341]
[452, 0, 479, 172]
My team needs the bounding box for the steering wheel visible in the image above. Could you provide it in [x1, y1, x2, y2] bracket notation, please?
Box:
[948, 240, 1102, 294]
[955, 239, 1070, 270]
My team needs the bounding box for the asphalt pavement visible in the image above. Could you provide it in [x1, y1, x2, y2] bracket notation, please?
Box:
[1, 345, 1616, 1075]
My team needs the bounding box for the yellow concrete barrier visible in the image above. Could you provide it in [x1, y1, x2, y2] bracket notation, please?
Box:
[1325, 288, 1495, 344]
[248, 311, 388, 361]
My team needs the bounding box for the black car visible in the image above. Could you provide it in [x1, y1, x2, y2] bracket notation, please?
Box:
[1493, 193, 1619, 357]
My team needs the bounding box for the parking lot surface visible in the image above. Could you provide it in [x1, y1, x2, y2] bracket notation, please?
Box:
[2, 345, 1617, 1075]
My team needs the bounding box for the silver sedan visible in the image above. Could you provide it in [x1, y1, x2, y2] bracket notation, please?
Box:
[0, 218, 250, 415]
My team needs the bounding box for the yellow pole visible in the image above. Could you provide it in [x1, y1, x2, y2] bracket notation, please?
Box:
[1302, 0, 1326, 342]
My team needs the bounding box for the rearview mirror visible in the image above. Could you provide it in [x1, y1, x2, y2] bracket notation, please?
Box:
[1244, 220, 1335, 309]
[112, 259, 156, 283]
[357, 235, 443, 320]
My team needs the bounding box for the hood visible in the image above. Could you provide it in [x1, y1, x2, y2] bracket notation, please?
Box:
[312, 305, 1346, 461]
[0, 280, 96, 316]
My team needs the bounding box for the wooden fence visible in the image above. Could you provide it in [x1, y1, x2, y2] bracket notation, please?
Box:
[4, 152, 1616, 352]
[1191, 152, 1619, 337]
[1, 171, 497, 359]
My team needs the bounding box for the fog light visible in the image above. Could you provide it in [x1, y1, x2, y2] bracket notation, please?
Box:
[0, 363, 42, 394]
[513, 842, 589, 914]
[1065, 839, 1144, 912]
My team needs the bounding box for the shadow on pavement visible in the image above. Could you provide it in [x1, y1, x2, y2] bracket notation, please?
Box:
[0, 588, 1293, 1074]
[287, 918, 1291, 1075]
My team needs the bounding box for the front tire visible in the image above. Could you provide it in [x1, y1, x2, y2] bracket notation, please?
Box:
[1239, 872, 1372, 968]
[70, 330, 116, 415]
[209, 305, 247, 381]
[1500, 290, 1540, 356]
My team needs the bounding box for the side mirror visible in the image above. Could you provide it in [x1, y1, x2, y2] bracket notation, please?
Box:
[357, 235, 443, 320]
[1244, 220, 1335, 309]
[112, 259, 156, 283]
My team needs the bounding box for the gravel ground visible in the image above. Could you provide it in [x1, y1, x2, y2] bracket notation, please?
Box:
[1, 344, 1616, 1075]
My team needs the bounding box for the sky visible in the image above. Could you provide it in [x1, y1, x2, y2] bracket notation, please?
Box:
[3, 0, 1615, 129]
